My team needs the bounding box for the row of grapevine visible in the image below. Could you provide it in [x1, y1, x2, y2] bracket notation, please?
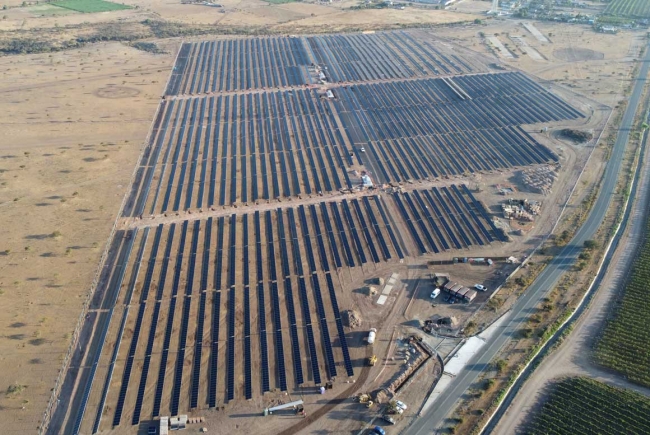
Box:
[527, 377, 650, 434]
[594, 201, 650, 387]
[604, 0, 650, 19]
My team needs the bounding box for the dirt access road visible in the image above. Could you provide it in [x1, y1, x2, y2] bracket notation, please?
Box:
[492, 106, 650, 435]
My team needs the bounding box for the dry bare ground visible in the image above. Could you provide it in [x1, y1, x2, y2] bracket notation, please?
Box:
[0, 42, 174, 432]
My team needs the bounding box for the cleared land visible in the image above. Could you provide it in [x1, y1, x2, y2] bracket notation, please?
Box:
[526, 377, 650, 434]
[0, 42, 173, 433]
[594, 203, 650, 387]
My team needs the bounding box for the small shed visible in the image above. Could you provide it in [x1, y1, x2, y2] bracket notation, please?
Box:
[433, 273, 450, 287]
[463, 289, 477, 302]
[450, 284, 463, 295]
[170, 415, 187, 430]
[456, 287, 469, 299]
[443, 281, 457, 292]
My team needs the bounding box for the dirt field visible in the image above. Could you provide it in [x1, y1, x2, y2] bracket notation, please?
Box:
[0, 42, 174, 433]
[0, 0, 477, 32]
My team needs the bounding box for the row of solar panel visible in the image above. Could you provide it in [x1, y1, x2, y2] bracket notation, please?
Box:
[166, 31, 480, 96]
[305, 31, 473, 83]
[168, 37, 312, 95]
[392, 185, 507, 256]
[133, 90, 355, 216]
[102, 197, 407, 428]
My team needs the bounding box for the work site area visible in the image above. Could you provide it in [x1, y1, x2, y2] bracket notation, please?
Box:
[37, 28, 599, 435]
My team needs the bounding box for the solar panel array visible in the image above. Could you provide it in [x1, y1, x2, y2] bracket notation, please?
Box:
[306, 31, 476, 82]
[132, 90, 354, 216]
[391, 185, 508, 255]
[168, 37, 313, 95]
[78, 28, 589, 433]
[97, 198, 408, 427]
[334, 72, 581, 184]
[166, 31, 485, 96]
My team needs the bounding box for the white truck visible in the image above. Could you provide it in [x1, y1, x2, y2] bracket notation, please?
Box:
[367, 328, 377, 344]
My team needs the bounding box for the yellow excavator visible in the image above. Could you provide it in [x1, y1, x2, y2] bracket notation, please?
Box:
[367, 355, 377, 366]
[357, 393, 374, 408]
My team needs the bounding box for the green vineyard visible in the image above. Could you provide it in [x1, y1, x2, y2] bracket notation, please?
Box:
[604, 0, 650, 19]
[527, 377, 650, 435]
[594, 206, 650, 387]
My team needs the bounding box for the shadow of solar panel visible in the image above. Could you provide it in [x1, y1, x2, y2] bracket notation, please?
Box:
[330, 202, 354, 267]
[341, 200, 367, 264]
[351, 199, 380, 263]
[258, 284, 270, 393]
[208, 291, 220, 408]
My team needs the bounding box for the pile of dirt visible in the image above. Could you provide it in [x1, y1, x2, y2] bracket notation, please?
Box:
[560, 128, 593, 143]
[343, 310, 362, 329]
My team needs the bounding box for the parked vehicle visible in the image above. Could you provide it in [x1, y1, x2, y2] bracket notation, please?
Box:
[382, 415, 396, 425]
[474, 284, 487, 292]
[430, 288, 441, 299]
[372, 426, 386, 435]
[395, 400, 408, 410]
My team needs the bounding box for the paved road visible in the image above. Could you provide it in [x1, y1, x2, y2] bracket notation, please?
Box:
[406, 42, 650, 435]
[492, 113, 650, 434]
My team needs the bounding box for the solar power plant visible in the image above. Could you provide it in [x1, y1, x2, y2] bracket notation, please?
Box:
[69, 28, 590, 434]
[390, 185, 509, 255]
[334, 72, 582, 184]
[165, 31, 487, 96]
[129, 90, 353, 216]
[86, 198, 405, 431]
[167, 37, 313, 95]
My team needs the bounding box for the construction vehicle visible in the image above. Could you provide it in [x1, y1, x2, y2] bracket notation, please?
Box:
[367, 328, 377, 344]
[357, 393, 371, 403]
[367, 355, 377, 366]
[263, 400, 304, 416]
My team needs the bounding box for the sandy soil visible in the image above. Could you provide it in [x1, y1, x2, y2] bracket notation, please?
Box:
[0, 0, 477, 32]
[0, 42, 174, 433]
